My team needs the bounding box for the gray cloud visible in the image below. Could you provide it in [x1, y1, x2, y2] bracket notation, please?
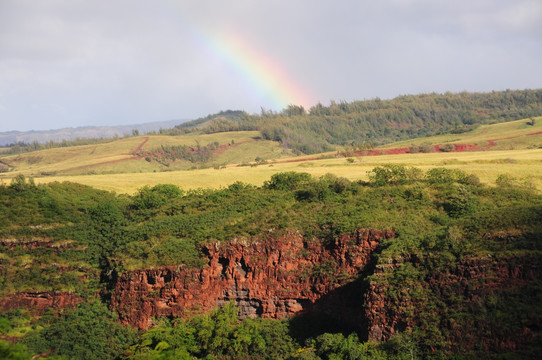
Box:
[0, 0, 540, 132]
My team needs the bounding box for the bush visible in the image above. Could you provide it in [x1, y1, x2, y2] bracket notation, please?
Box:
[264, 172, 312, 191]
[9, 174, 36, 193]
[368, 165, 422, 186]
[443, 185, 477, 218]
[150, 237, 202, 267]
[133, 184, 184, 209]
[439, 143, 455, 152]
[24, 301, 136, 360]
[0, 340, 32, 360]
[425, 168, 479, 186]
[131, 303, 298, 359]
[312, 333, 386, 360]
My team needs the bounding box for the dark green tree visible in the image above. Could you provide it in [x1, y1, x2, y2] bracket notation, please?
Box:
[24, 302, 136, 360]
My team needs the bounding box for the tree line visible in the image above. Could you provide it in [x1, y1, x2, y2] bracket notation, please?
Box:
[170, 89, 542, 154]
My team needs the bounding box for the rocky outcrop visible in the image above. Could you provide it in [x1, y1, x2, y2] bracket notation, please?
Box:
[0, 291, 82, 313]
[365, 254, 542, 352]
[0, 237, 73, 250]
[111, 229, 394, 329]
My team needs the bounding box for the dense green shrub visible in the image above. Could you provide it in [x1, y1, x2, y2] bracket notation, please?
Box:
[0, 340, 33, 360]
[133, 184, 184, 210]
[24, 302, 136, 360]
[264, 171, 312, 191]
[368, 164, 422, 186]
[443, 185, 478, 218]
[311, 333, 386, 360]
[130, 302, 298, 360]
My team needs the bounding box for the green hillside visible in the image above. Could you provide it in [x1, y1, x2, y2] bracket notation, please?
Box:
[382, 117, 542, 151]
[1, 168, 540, 358]
[172, 89, 542, 154]
[0, 131, 293, 177]
[2, 89, 542, 182]
[1, 116, 541, 194]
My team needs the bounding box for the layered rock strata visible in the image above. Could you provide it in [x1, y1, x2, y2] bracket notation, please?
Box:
[111, 229, 394, 329]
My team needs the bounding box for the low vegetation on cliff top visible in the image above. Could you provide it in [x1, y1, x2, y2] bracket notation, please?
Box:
[0, 165, 541, 359]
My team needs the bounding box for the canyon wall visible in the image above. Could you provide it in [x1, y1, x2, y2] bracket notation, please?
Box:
[365, 254, 541, 352]
[111, 229, 394, 329]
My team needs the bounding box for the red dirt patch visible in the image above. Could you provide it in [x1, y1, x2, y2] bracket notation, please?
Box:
[58, 132, 542, 172]
[453, 144, 479, 151]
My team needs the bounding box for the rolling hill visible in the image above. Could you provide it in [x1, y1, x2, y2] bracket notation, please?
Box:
[0, 131, 294, 177]
[1, 117, 540, 194]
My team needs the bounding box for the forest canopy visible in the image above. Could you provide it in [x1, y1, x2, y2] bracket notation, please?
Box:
[169, 89, 542, 154]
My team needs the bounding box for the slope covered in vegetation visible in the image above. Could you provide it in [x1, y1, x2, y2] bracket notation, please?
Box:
[1, 167, 541, 359]
[173, 89, 542, 154]
[0, 131, 293, 177]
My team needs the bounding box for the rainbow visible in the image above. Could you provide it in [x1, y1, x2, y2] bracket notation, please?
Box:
[166, 2, 316, 111]
[206, 34, 316, 110]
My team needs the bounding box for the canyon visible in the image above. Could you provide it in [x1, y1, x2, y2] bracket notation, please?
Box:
[110, 229, 541, 352]
[111, 229, 394, 330]
[2, 227, 539, 353]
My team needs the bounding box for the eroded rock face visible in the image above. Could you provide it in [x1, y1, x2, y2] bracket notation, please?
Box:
[365, 254, 542, 352]
[0, 291, 81, 313]
[111, 229, 394, 329]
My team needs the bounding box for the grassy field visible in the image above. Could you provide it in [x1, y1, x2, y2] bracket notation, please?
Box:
[0, 131, 294, 177]
[382, 117, 542, 150]
[1, 119, 541, 193]
[20, 148, 541, 194]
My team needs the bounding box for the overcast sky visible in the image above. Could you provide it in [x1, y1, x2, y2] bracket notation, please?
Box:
[1, 0, 541, 132]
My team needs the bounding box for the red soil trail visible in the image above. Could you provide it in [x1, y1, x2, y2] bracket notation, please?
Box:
[130, 137, 149, 154]
[483, 130, 542, 148]
[58, 132, 542, 172]
[64, 138, 250, 172]
[61, 137, 150, 172]
[453, 144, 479, 152]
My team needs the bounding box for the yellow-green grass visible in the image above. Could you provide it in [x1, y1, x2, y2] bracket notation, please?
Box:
[0, 136, 144, 174]
[25, 148, 542, 194]
[212, 139, 292, 165]
[381, 117, 542, 150]
[0, 131, 293, 177]
[143, 131, 262, 147]
[2, 119, 541, 192]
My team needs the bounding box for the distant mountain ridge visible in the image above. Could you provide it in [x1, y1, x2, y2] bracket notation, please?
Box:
[0, 119, 188, 146]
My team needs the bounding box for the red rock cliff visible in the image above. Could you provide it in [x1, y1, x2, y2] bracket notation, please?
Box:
[111, 229, 394, 329]
[0, 291, 81, 313]
[365, 254, 541, 352]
